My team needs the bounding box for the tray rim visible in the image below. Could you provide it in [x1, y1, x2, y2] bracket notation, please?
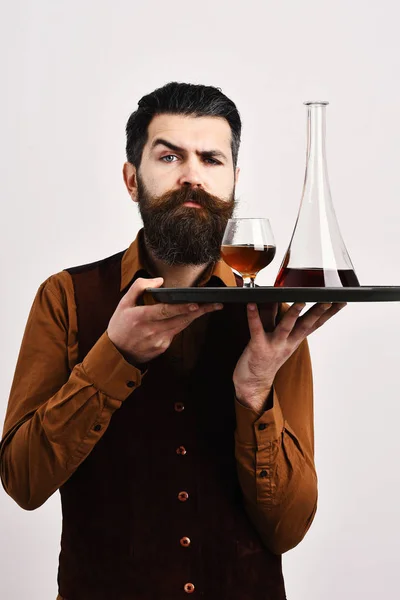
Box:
[146, 285, 400, 291]
[145, 285, 400, 303]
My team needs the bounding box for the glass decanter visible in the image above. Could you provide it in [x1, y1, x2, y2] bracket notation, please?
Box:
[274, 101, 360, 287]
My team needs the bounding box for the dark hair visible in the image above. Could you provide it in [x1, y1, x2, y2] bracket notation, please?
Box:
[125, 82, 241, 169]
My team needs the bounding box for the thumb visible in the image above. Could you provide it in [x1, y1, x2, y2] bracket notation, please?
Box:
[125, 277, 164, 306]
[247, 303, 266, 343]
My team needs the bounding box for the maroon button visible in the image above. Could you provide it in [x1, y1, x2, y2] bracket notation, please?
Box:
[180, 537, 191, 547]
[174, 402, 185, 412]
[178, 491, 189, 502]
[184, 582, 195, 593]
[176, 446, 187, 455]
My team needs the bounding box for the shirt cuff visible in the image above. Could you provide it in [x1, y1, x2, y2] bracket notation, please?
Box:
[82, 331, 144, 402]
[235, 387, 285, 445]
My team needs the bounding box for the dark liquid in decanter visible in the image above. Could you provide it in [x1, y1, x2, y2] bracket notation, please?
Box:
[274, 267, 360, 287]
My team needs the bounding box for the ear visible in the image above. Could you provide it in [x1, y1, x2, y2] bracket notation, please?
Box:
[123, 162, 138, 203]
[235, 166, 240, 186]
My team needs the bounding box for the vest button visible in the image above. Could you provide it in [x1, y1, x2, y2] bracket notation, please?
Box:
[180, 537, 191, 548]
[260, 469, 268, 478]
[258, 423, 267, 430]
[184, 582, 195, 593]
[174, 402, 185, 412]
[126, 380, 136, 388]
[93, 424, 102, 432]
[178, 491, 189, 502]
[176, 446, 187, 456]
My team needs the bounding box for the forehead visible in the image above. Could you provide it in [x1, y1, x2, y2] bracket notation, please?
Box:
[146, 114, 232, 154]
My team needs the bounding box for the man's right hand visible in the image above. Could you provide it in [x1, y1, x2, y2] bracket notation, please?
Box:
[107, 277, 223, 365]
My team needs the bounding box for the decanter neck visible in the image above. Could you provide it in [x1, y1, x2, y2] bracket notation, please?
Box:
[306, 102, 328, 163]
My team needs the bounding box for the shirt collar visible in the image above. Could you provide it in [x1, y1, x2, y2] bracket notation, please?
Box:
[120, 228, 237, 291]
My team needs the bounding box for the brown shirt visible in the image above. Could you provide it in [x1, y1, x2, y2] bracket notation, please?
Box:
[0, 230, 317, 578]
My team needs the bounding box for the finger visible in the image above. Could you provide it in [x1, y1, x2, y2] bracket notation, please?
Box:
[151, 300, 222, 322]
[273, 302, 306, 340]
[289, 302, 346, 343]
[125, 277, 164, 306]
[163, 303, 224, 334]
[304, 302, 347, 336]
[246, 303, 267, 343]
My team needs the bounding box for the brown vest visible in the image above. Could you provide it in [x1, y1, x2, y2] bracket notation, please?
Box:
[58, 250, 286, 600]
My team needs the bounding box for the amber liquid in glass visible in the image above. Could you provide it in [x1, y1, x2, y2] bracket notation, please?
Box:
[274, 267, 360, 287]
[221, 244, 276, 277]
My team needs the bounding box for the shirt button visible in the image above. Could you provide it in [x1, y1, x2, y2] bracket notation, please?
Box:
[93, 424, 102, 432]
[178, 491, 189, 502]
[180, 537, 191, 547]
[258, 423, 267, 430]
[176, 446, 187, 456]
[260, 469, 268, 478]
[174, 402, 185, 412]
[126, 380, 136, 388]
[184, 582, 195, 593]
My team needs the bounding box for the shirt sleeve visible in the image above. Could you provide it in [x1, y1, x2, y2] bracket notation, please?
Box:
[234, 334, 317, 555]
[0, 274, 143, 511]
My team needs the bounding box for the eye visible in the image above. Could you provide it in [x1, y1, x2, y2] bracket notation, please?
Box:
[204, 157, 221, 165]
[161, 154, 178, 163]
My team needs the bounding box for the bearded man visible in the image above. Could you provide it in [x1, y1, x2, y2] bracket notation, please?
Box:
[0, 82, 345, 600]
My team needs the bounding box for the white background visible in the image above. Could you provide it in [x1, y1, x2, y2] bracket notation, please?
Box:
[1, 1, 399, 598]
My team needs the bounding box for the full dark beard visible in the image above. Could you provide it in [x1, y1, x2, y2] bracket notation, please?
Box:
[137, 177, 236, 266]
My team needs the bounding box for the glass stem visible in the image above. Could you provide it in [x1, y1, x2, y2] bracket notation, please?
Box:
[244, 277, 256, 288]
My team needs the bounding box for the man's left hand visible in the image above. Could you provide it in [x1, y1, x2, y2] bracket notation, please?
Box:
[233, 301, 347, 414]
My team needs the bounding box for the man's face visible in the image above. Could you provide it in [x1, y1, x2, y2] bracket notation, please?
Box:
[124, 114, 239, 266]
[139, 113, 237, 201]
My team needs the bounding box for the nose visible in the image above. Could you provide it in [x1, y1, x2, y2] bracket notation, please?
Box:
[177, 158, 204, 188]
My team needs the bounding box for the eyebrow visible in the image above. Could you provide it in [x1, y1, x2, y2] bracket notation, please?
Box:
[151, 138, 228, 162]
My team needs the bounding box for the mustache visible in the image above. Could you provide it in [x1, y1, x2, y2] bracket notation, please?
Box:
[145, 186, 234, 215]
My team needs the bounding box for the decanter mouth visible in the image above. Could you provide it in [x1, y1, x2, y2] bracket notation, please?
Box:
[304, 101, 329, 106]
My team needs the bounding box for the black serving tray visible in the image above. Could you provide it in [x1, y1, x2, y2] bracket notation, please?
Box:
[145, 286, 400, 304]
